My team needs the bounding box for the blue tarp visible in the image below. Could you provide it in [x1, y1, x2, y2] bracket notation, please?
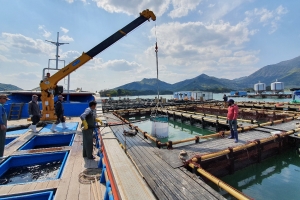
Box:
[6, 129, 28, 136]
[39, 122, 79, 133]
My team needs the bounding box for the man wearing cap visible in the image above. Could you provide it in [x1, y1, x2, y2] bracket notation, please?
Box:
[0, 94, 9, 157]
[51, 95, 67, 132]
[28, 94, 41, 133]
[227, 99, 239, 143]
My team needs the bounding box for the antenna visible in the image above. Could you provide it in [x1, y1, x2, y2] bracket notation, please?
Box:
[45, 32, 69, 69]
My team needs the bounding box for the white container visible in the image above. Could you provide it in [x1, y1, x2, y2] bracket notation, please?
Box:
[254, 82, 266, 93]
[271, 80, 284, 92]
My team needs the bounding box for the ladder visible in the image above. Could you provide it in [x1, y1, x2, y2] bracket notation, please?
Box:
[8, 103, 24, 120]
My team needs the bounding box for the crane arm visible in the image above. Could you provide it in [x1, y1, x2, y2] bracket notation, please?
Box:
[39, 9, 156, 120]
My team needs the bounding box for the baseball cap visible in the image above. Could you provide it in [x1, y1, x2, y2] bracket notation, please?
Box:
[58, 95, 64, 98]
[0, 94, 10, 100]
[32, 94, 38, 98]
[228, 99, 234, 103]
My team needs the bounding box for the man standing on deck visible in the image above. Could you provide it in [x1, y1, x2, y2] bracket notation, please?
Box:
[80, 101, 102, 159]
[51, 95, 67, 132]
[0, 94, 9, 157]
[227, 99, 239, 143]
[223, 94, 228, 107]
[28, 94, 40, 133]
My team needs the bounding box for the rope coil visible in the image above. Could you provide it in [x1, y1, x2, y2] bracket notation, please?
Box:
[78, 168, 102, 184]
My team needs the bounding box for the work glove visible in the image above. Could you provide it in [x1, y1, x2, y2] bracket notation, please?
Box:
[95, 118, 103, 125]
[30, 115, 33, 118]
[82, 120, 88, 130]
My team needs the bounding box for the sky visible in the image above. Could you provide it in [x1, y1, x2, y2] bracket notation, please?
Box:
[1, 0, 300, 92]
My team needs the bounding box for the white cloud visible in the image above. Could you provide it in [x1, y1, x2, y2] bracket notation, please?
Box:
[276, 5, 288, 15]
[92, 59, 142, 71]
[0, 55, 39, 67]
[141, 19, 259, 79]
[92, 0, 169, 17]
[38, 25, 51, 38]
[65, 0, 74, 3]
[168, 0, 202, 18]
[245, 5, 288, 33]
[59, 35, 74, 42]
[9, 72, 40, 81]
[16, 59, 40, 67]
[60, 27, 69, 34]
[1, 32, 55, 55]
[59, 50, 80, 59]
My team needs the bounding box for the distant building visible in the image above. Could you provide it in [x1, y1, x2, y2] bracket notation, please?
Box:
[173, 91, 213, 101]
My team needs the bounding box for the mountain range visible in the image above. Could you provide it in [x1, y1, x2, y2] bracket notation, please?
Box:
[2, 55, 300, 92]
[115, 55, 300, 92]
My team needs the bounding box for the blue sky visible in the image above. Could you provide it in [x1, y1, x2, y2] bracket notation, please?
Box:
[1, 0, 300, 92]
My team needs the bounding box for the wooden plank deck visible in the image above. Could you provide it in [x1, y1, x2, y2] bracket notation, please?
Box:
[106, 113, 225, 200]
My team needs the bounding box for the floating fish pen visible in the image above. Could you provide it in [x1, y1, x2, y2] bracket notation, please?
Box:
[102, 99, 219, 112]
[106, 108, 300, 199]
[247, 93, 292, 99]
[0, 151, 69, 185]
[105, 111, 300, 199]
[0, 189, 55, 200]
[2, 95, 300, 199]
[18, 134, 75, 150]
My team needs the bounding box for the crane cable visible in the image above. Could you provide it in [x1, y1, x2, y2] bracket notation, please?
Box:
[153, 23, 160, 117]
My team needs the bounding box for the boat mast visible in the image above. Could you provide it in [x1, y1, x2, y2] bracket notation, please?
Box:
[46, 32, 69, 69]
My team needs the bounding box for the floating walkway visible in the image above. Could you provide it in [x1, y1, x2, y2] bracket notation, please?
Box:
[105, 113, 225, 200]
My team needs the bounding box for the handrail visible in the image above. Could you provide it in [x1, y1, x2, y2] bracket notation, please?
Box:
[189, 163, 252, 200]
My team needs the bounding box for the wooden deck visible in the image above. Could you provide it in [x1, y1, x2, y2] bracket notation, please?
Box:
[105, 113, 225, 200]
[1, 118, 102, 200]
[1, 95, 156, 200]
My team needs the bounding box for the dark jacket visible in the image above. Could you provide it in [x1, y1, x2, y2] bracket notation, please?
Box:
[80, 107, 96, 129]
[28, 101, 40, 116]
[0, 104, 7, 125]
[55, 100, 64, 116]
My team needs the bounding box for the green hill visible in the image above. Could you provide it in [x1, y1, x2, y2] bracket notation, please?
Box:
[236, 56, 300, 88]
[0, 83, 22, 91]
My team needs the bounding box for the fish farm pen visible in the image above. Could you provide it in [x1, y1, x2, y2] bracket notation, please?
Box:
[1, 98, 300, 199]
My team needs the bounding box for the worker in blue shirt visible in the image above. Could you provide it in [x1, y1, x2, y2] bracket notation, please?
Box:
[0, 94, 10, 157]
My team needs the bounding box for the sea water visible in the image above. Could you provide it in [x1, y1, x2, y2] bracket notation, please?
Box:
[0, 161, 61, 185]
[207, 148, 300, 200]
